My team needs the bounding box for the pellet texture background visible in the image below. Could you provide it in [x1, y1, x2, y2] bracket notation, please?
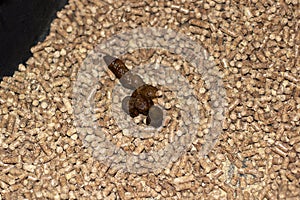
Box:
[0, 0, 299, 199]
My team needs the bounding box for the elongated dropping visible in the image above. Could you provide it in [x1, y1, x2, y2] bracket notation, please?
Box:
[104, 55, 129, 79]
[132, 84, 158, 99]
[131, 94, 154, 116]
[104, 55, 162, 123]
[104, 55, 144, 89]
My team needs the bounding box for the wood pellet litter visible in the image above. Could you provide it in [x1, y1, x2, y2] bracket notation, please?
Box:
[0, 0, 299, 199]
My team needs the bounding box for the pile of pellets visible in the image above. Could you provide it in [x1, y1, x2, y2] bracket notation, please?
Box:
[0, 0, 299, 199]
